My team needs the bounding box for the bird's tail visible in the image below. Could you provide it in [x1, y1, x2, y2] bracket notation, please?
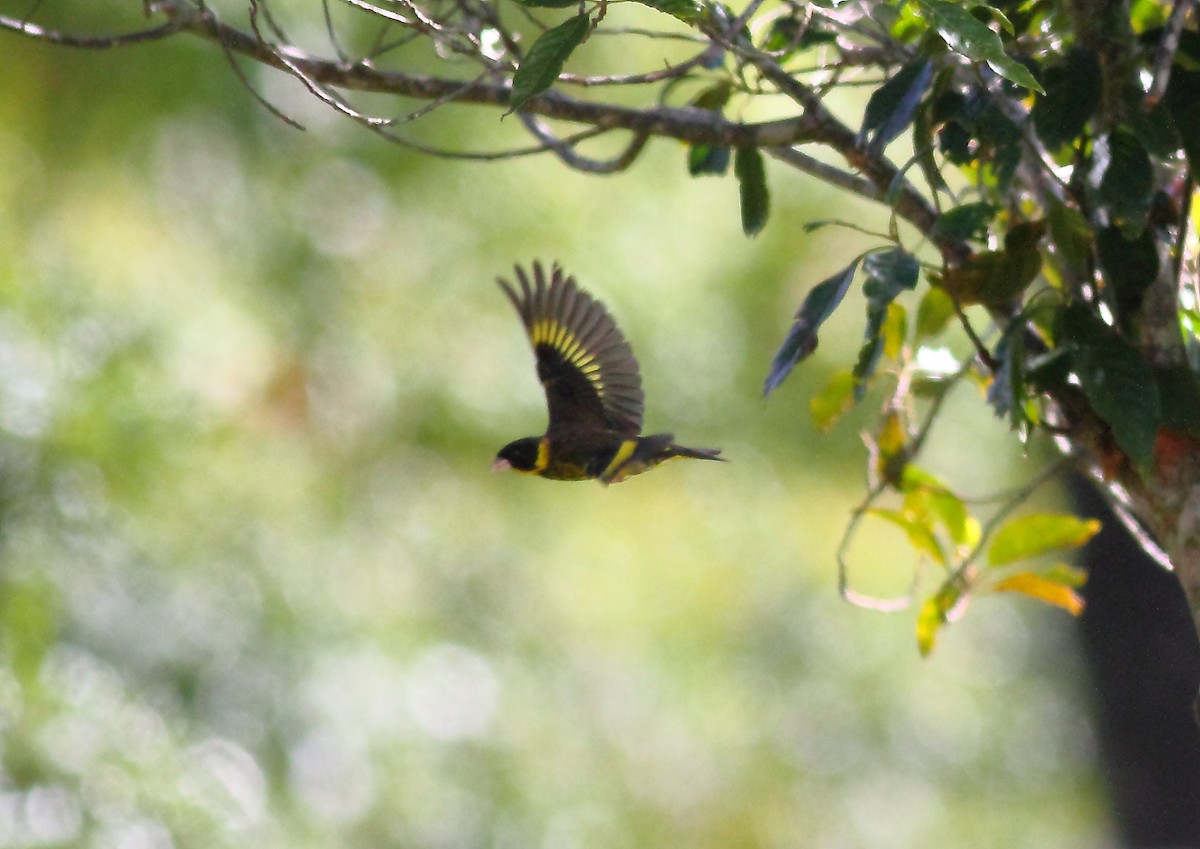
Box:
[600, 434, 725, 484]
[666, 444, 725, 462]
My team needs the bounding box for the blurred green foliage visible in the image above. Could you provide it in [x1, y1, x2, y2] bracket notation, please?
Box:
[0, 3, 1106, 847]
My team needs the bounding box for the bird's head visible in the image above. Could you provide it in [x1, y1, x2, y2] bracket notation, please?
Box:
[491, 437, 547, 475]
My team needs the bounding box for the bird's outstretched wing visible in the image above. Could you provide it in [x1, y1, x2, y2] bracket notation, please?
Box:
[498, 262, 644, 437]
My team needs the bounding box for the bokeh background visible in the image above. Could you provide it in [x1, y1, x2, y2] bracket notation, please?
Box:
[0, 1, 1108, 847]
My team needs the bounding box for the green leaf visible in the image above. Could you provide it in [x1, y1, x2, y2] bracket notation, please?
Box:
[687, 143, 730, 176]
[938, 120, 974, 165]
[930, 86, 1024, 190]
[764, 260, 860, 396]
[1031, 49, 1101, 149]
[988, 513, 1101, 566]
[696, 1, 751, 40]
[1043, 562, 1089, 587]
[916, 580, 964, 656]
[632, 0, 703, 22]
[914, 286, 955, 342]
[1165, 68, 1200, 172]
[860, 58, 934, 153]
[1045, 196, 1092, 278]
[690, 80, 733, 111]
[900, 468, 979, 548]
[912, 86, 949, 196]
[809, 368, 857, 431]
[1059, 304, 1162, 469]
[1096, 225, 1158, 332]
[851, 248, 920, 397]
[916, 0, 1043, 93]
[863, 247, 920, 296]
[511, 0, 579, 7]
[508, 14, 590, 114]
[867, 508, 947, 566]
[734, 146, 769, 235]
[853, 308, 888, 397]
[763, 15, 835, 55]
[931, 201, 996, 243]
[986, 323, 1031, 435]
[1098, 127, 1153, 237]
[882, 301, 907, 359]
[1130, 100, 1181, 159]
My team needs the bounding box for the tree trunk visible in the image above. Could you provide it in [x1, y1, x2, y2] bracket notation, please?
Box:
[1074, 476, 1200, 845]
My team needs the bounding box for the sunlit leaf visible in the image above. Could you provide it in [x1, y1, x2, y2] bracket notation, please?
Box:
[915, 286, 955, 342]
[877, 410, 907, 458]
[916, 0, 1043, 92]
[735, 145, 770, 235]
[867, 508, 946, 566]
[987, 513, 1102, 566]
[809, 368, 857, 430]
[916, 580, 965, 656]
[993, 572, 1085, 615]
[764, 260, 860, 396]
[1043, 562, 1089, 588]
[508, 14, 590, 114]
[902, 473, 979, 549]
[882, 301, 907, 359]
[898, 463, 945, 491]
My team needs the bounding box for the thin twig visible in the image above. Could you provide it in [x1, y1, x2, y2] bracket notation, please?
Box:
[0, 10, 186, 47]
[952, 299, 999, 372]
[558, 47, 716, 87]
[767, 146, 880, 202]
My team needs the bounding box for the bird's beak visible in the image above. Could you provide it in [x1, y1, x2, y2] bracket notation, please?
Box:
[490, 458, 512, 474]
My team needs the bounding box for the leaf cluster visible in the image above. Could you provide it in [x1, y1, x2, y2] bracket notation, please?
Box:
[753, 0, 1200, 647]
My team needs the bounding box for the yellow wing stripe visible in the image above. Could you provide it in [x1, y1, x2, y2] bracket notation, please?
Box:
[531, 319, 611, 393]
[601, 440, 638, 480]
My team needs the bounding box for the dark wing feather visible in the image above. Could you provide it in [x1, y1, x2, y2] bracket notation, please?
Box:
[498, 262, 644, 436]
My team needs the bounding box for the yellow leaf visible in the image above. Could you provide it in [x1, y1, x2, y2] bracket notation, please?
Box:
[993, 572, 1085, 615]
[877, 411, 907, 457]
[883, 302, 907, 360]
[866, 508, 947, 567]
[873, 411, 910, 487]
[916, 581, 966, 656]
[987, 514, 1101, 566]
[809, 369, 856, 431]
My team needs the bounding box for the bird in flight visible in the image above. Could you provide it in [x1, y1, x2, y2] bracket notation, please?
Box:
[492, 262, 724, 484]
